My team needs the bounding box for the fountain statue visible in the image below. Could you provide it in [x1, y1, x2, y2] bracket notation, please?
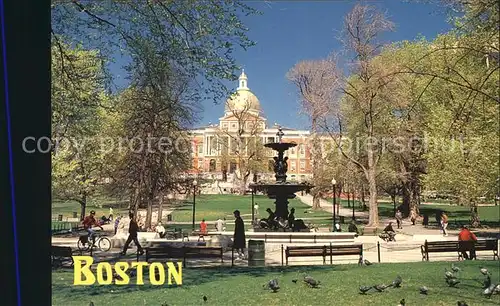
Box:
[249, 127, 314, 224]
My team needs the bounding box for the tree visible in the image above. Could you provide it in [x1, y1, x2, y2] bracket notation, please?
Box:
[51, 1, 258, 103]
[287, 58, 339, 209]
[319, 4, 397, 228]
[51, 41, 107, 220]
[215, 100, 267, 194]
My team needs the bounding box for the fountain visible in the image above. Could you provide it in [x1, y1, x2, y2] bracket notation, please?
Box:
[249, 127, 314, 226]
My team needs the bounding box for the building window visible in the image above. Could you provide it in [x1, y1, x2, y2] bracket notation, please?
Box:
[197, 144, 203, 154]
[291, 161, 296, 171]
[290, 147, 296, 155]
[300, 175, 306, 181]
[209, 159, 216, 172]
[231, 123, 237, 129]
[229, 160, 237, 173]
[267, 137, 274, 144]
[299, 144, 305, 156]
[300, 160, 305, 171]
[198, 158, 204, 170]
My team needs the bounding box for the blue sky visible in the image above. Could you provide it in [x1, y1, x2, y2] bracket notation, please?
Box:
[111, 0, 453, 130]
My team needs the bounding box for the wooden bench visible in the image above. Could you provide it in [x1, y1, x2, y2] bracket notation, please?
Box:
[421, 239, 499, 261]
[249, 232, 355, 243]
[51, 246, 79, 268]
[141, 246, 223, 267]
[284, 244, 363, 265]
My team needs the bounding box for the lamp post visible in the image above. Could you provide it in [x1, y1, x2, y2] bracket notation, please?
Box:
[352, 189, 355, 221]
[332, 178, 337, 232]
[192, 179, 198, 231]
[251, 186, 255, 224]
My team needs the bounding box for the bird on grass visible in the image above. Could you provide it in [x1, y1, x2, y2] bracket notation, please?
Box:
[483, 283, 496, 298]
[392, 276, 402, 288]
[482, 275, 491, 289]
[451, 263, 460, 273]
[373, 284, 390, 292]
[457, 301, 468, 306]
[203, 296, 208, 302]
[444, 268, 454, 279]
[398, 299, 406, 306]
[358, 257, 363, 265]
[161, 303, 169, 306]
[303, 275, 320, 288]
[89, 302, 94, 306]
[419, 286, 429, 295]
[265, 279, 280, 293]
[292, 279, 298, 284]
[480, 267, 489, 276]
[446, 278, 460, 287]
[359, 286, 372, 294]
[364, 259, 372, 266]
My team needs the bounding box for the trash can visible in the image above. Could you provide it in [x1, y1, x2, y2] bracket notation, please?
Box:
[247, 240, 265, 267]
[340, 216, 345, 224]
[167, 214, 172, 222]
[58, 214, 63, 221]
[73, 212, 78, 218]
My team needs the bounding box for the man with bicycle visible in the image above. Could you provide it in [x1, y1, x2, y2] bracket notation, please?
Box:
[82, 210, 103, 245]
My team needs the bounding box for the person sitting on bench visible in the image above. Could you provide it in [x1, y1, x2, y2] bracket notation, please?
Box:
[287, 208, 296, 229]
[379, 222, 396, 241]
[263, 208, 278, 229]
[458, 225, 477, 260]
[156, 221, 166, 238]
[348, 221, 359, 234]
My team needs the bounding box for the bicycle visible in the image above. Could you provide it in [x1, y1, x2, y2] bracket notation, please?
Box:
[77, 231, 111, 252]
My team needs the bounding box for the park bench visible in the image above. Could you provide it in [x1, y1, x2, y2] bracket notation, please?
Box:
[420, 239, 499, 261]
[51, 245, 79, 268]
[284, 244, 363, 265]
[141, 246, 224, 267]
[248, 232, 355, 243]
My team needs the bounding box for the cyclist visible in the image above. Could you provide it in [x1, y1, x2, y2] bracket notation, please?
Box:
[82, 210, 103, 245]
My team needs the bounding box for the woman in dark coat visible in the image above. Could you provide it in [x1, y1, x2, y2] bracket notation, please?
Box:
[233, 210, 246, 259]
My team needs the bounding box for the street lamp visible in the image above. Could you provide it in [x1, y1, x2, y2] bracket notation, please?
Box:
[192, 179, 198, 231]
[352, 189, 355, 221]
[331, 178, 337, 232]
[251, 186, 255, 224]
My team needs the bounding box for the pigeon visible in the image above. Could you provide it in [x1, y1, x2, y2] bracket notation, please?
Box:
[364, 259, 372, 266]
[457, 301, 468, 306]
[358, 257, 363, 265]
[373, 284, 390, 292]
[161, 303, 169, 306]
[359, 286, 372, 294]
[398, 299, 406, 306]
[304, 275, 320, 288]
[483, 283, 496, 298]
[480, 267, 489, 275]
[420, 286, 429, 294]
[203, 296, 207, 302]
[89, 303, 94, 306]
[266, 279, 280, 292]
[494, 284, 500, 295]
[446, 278, 460, 287]
[445, 268, 454, 279]
[292, 279, 298, 283]
[392, 275, 402, 288]
[451, 263, 460, 273]
[482, 275, 491, 289]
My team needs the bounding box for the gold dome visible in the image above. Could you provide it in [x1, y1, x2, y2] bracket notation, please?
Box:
[224, 70, 261, 114]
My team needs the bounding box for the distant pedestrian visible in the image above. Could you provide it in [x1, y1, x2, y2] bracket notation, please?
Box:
[114, 215, 122, 235]
[215, 217, 224, 232]
[410, 210, 417, 225]
[109, 207, 114, 220]
[233, 210, 246, 259]
[199, 219, 207, 241]
[254, 203, 259, 221]
[395, 209, 403, 229]
[422, 214, 429, 228]
[440, 212, 449, 236]
[120, 212, 144, 256]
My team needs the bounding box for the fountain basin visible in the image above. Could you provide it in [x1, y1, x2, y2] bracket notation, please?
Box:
[264, 142, 297, 151]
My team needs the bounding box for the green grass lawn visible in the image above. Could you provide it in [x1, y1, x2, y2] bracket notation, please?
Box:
[52, 200, 130, 220]
[336, 198, 500, 226]
[170, 194, 332, 223]
[52, 260, 499, 306]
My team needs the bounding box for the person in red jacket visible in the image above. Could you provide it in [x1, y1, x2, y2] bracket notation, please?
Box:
[82, 210, 103, 245]
[458, 225, 477, 260]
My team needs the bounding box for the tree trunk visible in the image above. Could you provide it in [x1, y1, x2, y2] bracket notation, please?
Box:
[361, 185, 366, 209]
[391, 194, 396, 216]
[366, 149, 379, 227]
[145, 193, 153, 229]
[79, 194, 87, 221]
[157, 195, 164, 224]
[347, 188, 351, 208]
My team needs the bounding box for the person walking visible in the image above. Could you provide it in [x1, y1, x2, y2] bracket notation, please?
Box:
[233, 210, 246, 259]
[114, 215, 122, 235]
[395, 209, 403, 229]
[215, 217, 224, 232]
[410, 210, 417, 226]
[440, 212, 449, 236]
[458, 225, 477, 260]
[109, 207, 114, 221]
[120, 212, 144, 256]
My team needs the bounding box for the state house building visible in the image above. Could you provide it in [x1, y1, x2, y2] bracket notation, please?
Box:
[188, 71, 314, 182]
